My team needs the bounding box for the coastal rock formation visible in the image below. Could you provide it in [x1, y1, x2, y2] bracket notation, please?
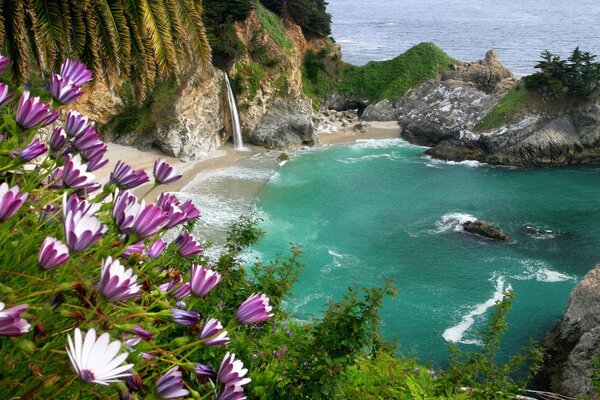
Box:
[426, 99, 600, 166]
[544, 264, 600, 398]
[114, 64, 227, 161]
[364, 80, 498, 146]
[462, 220, 511, 242]
[248, 98, 315, 149]
[441, 49, 515, 94]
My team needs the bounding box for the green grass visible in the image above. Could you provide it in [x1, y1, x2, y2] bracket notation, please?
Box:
[338, 42, 455, 102]
[232, 62, 265, 102]
[255, 2, 295, 52]
[474, 81, 537, 131]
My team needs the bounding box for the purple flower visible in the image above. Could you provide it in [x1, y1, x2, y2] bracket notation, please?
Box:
[86, 154, 108, 172]
[15, 91, 58, 129]
[49, 73, 83, 104]
[235, 293, 273, 325]
[170, 309, 200, 326]
[113, 190, 142, 234]
[0, 183, 28, 221]
[38, 237, 69, 270]
[0, 83, 13, 107]
[217, 384, 247, 400]
[99, 257, 141, 302]
[133, 325, 152, 341]
[158, 276, 183, 294]
[200, 318, 230, 347]
[190, 264, 221, 297]
[0, 55, 8, 74]
[174, 232, 203, 257]
[14, 139, 47, 162]
[50, 126, 68, 152]
[60, 59, 93, 86]
[0, 302, 31, 336]
[146, 240, 166, 258]
[217, 352, 251, 386]
[122, 243, 144, 259]
[126, 371, 143, 392]
[64, 110, 94, 137]
[72, 127, 102, 153]
[170, 283, 191, 300]
[63, 193, 106, 251]
[180, 199, 200, 221]
[156, 366, 189, 399]
[153, 159, 182, 185]
[62, 155, 97, 191]
[194, 364, 216, 379]
[157, 193, 187, 228]
[132, 204, 168, 240]
[110, 161, 149, 189]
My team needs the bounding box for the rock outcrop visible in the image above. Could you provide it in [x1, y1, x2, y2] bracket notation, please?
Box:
[425, 100, 600, 166]
[441, 50, 514, 94]
[113, 64, 227, 161]
[248, 98, 315, 149]
[544, 264, 600, 398]
[364, 80, 498, 146]
[462, 220, 511, 242]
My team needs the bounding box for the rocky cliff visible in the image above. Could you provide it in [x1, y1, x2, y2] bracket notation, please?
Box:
[73, 7, 325, 160]
[544, 264, 600, 397]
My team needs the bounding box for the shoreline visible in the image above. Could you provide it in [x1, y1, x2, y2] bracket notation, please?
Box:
[98, 121, 402, 201]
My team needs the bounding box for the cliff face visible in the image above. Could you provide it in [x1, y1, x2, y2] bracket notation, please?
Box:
[544, 264, 600, 397]
[77, 7, 323, 160]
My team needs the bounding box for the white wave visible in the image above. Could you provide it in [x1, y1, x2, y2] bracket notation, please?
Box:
[328, 249, 343, 258]
[349, 138, 424, 150]
[443, 276, 512, 345]
[422, 155, 487, 168]
[435, 212, 477, 233]
[337, 152, 400, 164]
[279, 160, 288, 167]
[511, 259, 575, 283]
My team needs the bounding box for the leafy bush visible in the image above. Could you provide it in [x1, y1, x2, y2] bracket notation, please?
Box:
[338, 42, 455, 102]
[302, 45, 340, 109]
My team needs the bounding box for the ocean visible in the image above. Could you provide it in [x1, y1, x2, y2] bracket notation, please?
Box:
[327, 0, 600, 75]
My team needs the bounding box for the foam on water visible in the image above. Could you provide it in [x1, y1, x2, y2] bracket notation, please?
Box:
[349, 138, 424, 150]
[422, 155, 487, 168]
[512, 259, 576, 283]
[337, 152, 401, 164]
[435, 212, 477, 233]
[443, 276, 512, 345]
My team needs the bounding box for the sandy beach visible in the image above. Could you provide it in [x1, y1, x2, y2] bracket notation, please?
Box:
[96, 121, 402, 200]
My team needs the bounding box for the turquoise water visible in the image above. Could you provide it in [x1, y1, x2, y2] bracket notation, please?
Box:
[253, 139, 600, 366]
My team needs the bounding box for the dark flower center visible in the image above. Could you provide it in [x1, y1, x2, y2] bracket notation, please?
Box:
[80, 369, 95, 383]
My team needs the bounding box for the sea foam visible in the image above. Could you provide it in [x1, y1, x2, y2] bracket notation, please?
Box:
[435, 212, 477, 233]
[443, 276, 512, 345]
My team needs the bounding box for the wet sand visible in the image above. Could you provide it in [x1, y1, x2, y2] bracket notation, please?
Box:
[99, 121, 402, 200]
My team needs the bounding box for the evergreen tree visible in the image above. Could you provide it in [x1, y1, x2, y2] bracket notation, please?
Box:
[261, 0, 332, 37]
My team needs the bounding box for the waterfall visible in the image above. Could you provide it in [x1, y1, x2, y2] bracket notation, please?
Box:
[224, 73, 245, 151]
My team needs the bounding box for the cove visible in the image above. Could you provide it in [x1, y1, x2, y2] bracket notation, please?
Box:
[252, 138, 600, 366]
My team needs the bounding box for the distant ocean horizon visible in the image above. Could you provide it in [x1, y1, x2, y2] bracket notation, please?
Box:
[327, 0, 600, 75]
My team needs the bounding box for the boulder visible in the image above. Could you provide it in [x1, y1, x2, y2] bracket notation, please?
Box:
[362, 99, 398, 121]
[544, 264, 600, 397]
[248, 98, 315, 150]
[462, 220, 511, 242]
[353, 121, 370, 134]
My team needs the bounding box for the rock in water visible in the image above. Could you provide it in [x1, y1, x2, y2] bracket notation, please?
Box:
[544, 265, 600, 398]
[462, 220, 511, 242]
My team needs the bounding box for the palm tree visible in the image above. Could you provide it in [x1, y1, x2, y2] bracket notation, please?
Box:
[0, 0, 211, 99]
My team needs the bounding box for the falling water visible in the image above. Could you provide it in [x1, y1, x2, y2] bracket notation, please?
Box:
[224, 73, 245, 151]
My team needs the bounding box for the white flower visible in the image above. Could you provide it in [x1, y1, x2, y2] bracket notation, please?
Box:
[66, 328, 133, 385]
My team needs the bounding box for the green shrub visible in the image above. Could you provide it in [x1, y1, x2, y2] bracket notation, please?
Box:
[260, 0, 332, 38]
[338, 42, 455, 102]
[302, 44, 340, 109]
[474, 81, 534, 131]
